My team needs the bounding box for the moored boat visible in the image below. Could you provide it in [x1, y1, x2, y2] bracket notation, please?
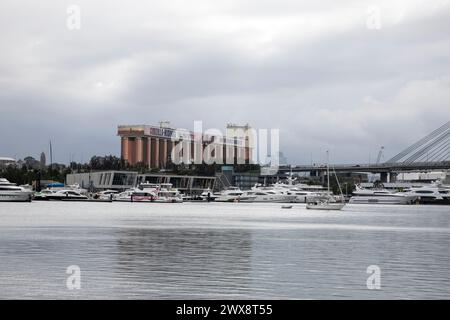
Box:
[349, 185, 417, 205]
[0, 178, 33, 202]
[214, 187, 256, 202]
[306, 151, 346, 211]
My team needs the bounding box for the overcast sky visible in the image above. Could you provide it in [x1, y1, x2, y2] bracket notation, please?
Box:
[1, 0, 449, 165]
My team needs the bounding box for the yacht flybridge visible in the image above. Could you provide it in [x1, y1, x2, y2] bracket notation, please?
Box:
[0, 178, 33, 202]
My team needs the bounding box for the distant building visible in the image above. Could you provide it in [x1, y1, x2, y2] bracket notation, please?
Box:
[40, 152, 46, 169]
[0, 157, 16, 168]
[137, 173, 216, 194]
[66, 170, 216, 193]
[233, 173, 259, 190]
[118, 123, 251, 168]
[66, 171, 138, 190]
[226, 123, 254, 163]
[396, 171, 449, 183]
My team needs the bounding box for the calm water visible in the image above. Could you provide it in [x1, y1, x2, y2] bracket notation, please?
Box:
[0, 201, 449, 299]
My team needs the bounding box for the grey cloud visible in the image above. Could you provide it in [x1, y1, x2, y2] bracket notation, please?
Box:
[0, 0, 449, 164]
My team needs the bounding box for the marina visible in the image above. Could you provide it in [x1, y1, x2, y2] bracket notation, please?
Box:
[1, 177, 450, 205]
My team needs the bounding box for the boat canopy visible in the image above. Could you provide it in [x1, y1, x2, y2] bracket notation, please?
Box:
[47, 182, 65, 188]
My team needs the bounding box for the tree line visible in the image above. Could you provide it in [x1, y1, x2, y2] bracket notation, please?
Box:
[1, 154, 261, 185]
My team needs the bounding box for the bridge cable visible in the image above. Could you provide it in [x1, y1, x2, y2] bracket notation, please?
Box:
[404, 131, 450, 163]
[386, 121, 450, 163]
[426, 140, 450, 162]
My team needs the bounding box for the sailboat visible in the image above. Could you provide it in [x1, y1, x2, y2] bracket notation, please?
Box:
[306, 151, 346, 211]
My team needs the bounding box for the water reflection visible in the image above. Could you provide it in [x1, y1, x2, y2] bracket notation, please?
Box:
[112, 228, 253, 298]
[0, 202, 449, 299]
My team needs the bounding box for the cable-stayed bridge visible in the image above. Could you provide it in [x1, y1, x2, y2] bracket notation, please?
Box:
[278, 121, 450, 181]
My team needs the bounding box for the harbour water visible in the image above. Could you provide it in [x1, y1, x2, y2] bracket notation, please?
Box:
[0, 202, 449, 299]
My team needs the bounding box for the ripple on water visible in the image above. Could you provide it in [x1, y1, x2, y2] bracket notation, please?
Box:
[0, 202, 449, 299]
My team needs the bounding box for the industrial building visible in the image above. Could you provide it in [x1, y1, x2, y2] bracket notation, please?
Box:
[118, 123, 253, 168]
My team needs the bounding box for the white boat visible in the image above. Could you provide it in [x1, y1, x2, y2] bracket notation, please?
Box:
[272, 178, 329, 203]
[242, 184, 296, 203]
[34, 183, 88, 200]
[214, 187, 256, 202]
[306, 200, 345, 210]
[0, 178, 33, 202]
[200, 188, 218, 201]
[401, 181, 450, 204]
[306, 151, 346, 211]
[286, 188, 329, 203]
[349, 185, 417, 205]
[94, 190, 119, 201]
[44, 189, 89, 201]
[33, 189, 56, 200]
[140, 183, 183, 203]
[114, 189, 155, 202]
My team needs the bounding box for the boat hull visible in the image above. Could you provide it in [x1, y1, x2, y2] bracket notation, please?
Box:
[306, 203, 345, 210]
[45, 196, 89, 201]
[0, 192, 33, 202]
[349, 196, 416, 205]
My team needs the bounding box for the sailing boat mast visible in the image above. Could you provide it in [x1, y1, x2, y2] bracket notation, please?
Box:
[326, 150, 330, 193]
[49, 140, 53, 170]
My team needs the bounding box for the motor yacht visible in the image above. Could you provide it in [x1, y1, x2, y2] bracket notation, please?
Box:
[349, 185, 417, 205]
[43, 189, 89, 201]
[214, 187, 256, 202]
[140, 183, 183, 203]
[243, 184, 296, 203]
[200, 188, 218, 202]
[94, 190, 119, 201]
[0, 178, 33, 202]
[34, 183, 88, 200]
[401, 181, 450, 204]
[272, 180, 330, 203]
[114, 189, 155, 202]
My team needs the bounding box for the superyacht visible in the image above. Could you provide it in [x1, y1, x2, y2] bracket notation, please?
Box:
[0, 178, 33, 202]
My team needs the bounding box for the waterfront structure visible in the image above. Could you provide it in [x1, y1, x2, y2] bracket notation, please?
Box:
[66, 171, 138, 191]
[66, 171, 216, 193]
[118, 123, 252, 168]
[396, 171, 449, 183]
[0, 157, 16, 168]
[137, 174, 215, 194]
